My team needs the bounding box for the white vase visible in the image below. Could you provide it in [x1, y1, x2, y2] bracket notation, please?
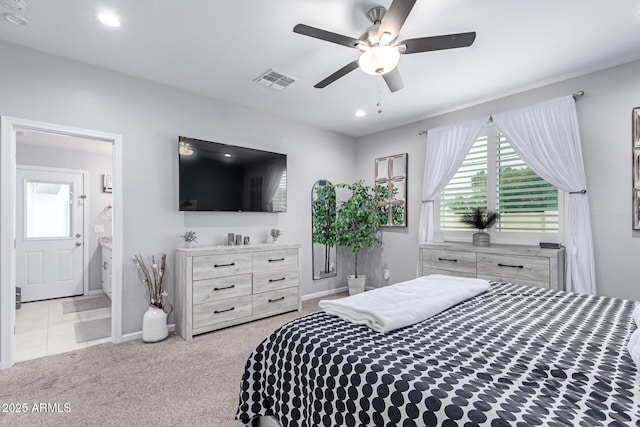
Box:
[184, 241, 193, 248]
[347, 275, 366, 295]
[142, 305, 171, 343]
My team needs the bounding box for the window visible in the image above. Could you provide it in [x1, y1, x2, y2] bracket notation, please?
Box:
[438, 125, 562, 243]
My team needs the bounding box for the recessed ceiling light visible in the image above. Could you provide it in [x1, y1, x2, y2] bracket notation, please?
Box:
[355, 110, 366, 117]
[224, 153, 232, 158]
[3, 12, 27, 25]
[97, 12, 121, 27]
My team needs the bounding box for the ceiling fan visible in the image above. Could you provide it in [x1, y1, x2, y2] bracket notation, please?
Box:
[293, 0, 476, 92]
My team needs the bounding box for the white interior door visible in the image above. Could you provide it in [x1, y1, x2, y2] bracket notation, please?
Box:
[16, 166, 85, 302]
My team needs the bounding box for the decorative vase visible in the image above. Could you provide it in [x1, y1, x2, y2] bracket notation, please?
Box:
[142, 304, 172, 343]
[347, 275, 366, 295]
[472, 231, 490, 247]
[184, 241, 193, 248]
[272, 236, 279, 243]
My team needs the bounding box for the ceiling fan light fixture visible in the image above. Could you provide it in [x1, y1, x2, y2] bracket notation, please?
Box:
[359, 45, 400, 75]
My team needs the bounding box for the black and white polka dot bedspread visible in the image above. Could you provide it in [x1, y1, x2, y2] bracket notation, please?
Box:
[236, 282, 640, 426]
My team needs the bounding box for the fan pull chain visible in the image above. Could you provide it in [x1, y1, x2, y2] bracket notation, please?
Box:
[377, 83, 383, 114]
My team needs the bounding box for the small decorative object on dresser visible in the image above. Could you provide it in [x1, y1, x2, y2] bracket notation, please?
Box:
[179, 230, 198, 248]
[270, 228, 282, 243]
[459, 207, 498, 247]
[333, 180, 381, 295]
[174, 244, 302, 339]
[134, 254, 173, 343]
[227, 233, 235, 246]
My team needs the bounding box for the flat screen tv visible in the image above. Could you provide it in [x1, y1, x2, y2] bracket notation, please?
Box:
[178, 136, 287, 212]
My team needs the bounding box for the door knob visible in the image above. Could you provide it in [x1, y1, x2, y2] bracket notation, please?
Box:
[75, 242, 82, 247]
[75, 233, 81, 238]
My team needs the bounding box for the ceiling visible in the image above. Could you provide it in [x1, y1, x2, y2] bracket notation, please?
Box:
[1, 0, 640, 138]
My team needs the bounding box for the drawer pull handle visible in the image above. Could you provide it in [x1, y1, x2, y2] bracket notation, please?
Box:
[268, 296, 285, 303]
[269, 277, 286, 283]
[213, 284, 235, 291]
[438, 257, 458, 263]
[268, 258, 285, 262]
[498, 263, 524, 269]
[214, 307, 235, 314]
[214, 262, 235, 268]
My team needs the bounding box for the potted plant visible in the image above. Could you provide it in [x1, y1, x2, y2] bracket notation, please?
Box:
[270, 228, 282, 243]
[179, 230, 198, 248]
[333, 180, 381, 295]
[459, 207, 498, 247]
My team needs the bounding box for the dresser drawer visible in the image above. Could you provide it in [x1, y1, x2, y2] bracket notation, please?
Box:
[253, 268, 299, 293]
[253, 249, 298, 272]
[192, 274, 252, 305]
[192, 295, 252, 329]
[421, 249, 477, 275]
[252, 287, 298, 316]
[477, 253, 549, 285]
[192, 253, 252, 280]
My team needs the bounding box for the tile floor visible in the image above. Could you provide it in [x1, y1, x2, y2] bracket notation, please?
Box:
[15, 294, 112, 363]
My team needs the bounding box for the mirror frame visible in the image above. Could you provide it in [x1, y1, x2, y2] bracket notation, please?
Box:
[375, 153, 408, 227]
[311, 179, 337, 280]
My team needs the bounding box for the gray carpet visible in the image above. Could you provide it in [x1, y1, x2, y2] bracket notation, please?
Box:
[1, 293, 346, 427]
[62, 295, 111, 314]
[74, 317, 111, 343]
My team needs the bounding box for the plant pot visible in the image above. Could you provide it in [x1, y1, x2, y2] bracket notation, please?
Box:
[142, 304, 172, 343]
[184, 241, 194, 248]
[472, 231, 490, 247]
[347, 275, 366, 295]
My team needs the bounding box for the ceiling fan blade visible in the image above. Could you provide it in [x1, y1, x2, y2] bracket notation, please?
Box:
[314, 60, 360, 88]
[399, 32, 476, 54]
[293, 24, 362, 49]
[382, 68, 404, 93]
[378, 0, 417, 43]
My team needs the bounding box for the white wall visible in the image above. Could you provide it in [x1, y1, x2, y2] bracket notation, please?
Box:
[356, 59, 640, 302]
[0, 40, 357, 339]
[16, 144, 113, 293]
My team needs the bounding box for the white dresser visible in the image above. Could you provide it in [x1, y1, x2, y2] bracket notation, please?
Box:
[418, 242, 565, 290]
[175, 243, 301, 339]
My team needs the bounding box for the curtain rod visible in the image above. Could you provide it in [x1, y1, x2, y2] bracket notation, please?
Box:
[417, 91, 585, 135]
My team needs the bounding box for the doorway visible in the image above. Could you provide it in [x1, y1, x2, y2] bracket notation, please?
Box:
[1, 116, 123, 369]
[17, 166, 87, 302]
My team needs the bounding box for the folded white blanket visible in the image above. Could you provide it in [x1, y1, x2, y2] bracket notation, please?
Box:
[629, 328, 640, 368]
[319, 274, 490, 333]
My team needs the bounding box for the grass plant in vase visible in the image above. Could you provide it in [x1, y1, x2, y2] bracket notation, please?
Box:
[459, 207, 498, 247]
[134, 253, 172, 343]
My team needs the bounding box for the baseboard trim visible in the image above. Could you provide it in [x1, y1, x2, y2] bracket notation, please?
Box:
[87, 289, 106, 296]
[120, 324, 176, 343]
[302, 286, 347, 301]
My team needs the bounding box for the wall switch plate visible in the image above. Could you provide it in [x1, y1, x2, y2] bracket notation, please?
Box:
[94, 225, 105, 233]
[384, 269, 391, 280]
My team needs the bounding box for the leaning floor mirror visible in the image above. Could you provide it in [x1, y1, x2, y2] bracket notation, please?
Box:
[311, 180, 337, 279]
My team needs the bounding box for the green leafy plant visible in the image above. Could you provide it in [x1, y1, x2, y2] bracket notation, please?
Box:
[459, 207, 498, 231]
[333, 180, 381, 278]
[312, 182, 337, 274]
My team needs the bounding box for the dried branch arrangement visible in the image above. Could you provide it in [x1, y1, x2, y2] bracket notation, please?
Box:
[134, 253, 168, 308]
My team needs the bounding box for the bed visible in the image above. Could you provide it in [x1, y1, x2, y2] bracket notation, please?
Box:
[236, 281, 640, 426]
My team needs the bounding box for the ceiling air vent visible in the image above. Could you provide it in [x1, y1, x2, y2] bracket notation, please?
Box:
[253, 69, 297, 91]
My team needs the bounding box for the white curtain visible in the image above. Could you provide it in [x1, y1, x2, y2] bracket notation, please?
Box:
[418, 117, 489, 243]
[493, 95, 595, 295]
